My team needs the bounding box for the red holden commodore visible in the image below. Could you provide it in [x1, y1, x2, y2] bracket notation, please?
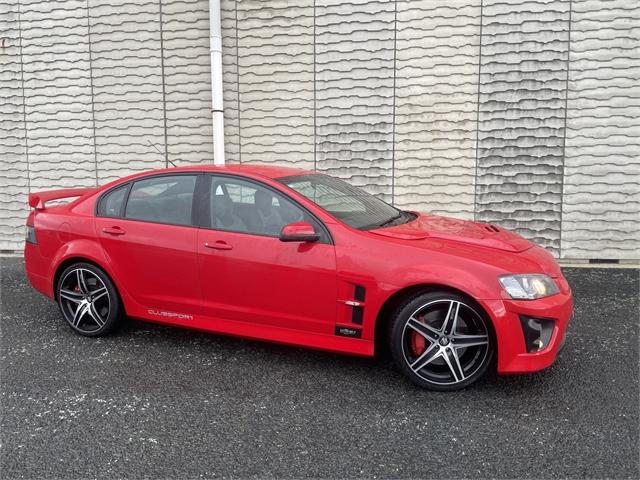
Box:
[24, 165, 573, 390]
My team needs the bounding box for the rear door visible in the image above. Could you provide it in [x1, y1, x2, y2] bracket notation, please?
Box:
[197, 174, 337, 334]
[95, 174, 202, 317]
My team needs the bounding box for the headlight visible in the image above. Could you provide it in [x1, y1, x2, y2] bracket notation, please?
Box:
[498, 274, 559, 300]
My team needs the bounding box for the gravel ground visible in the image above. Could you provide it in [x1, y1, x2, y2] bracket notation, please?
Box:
[1, 257, 638, 479]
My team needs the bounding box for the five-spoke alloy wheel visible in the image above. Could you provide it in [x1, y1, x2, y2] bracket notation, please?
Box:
[57, 262, 122, 336]
[389, 291, 494, 391]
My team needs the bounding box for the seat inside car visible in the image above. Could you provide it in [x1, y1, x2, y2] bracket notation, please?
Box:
[254, 190, 284, 235]
[211, 194, 247, 231]
[156, 195, 192, 225]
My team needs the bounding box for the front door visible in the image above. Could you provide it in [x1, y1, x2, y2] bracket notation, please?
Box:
[95, 174, 201, 317]
[197, 174, 337, 335]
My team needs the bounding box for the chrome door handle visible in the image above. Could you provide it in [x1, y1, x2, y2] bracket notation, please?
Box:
[204, 241, 232, 251]
[102, 227, 125, 236]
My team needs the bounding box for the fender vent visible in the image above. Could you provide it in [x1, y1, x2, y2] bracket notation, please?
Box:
[351, 285, 366, 325]
[351, 306, 364, 325]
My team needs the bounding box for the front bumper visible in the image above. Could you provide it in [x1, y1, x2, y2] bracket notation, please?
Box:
[483, 290, 573, 374]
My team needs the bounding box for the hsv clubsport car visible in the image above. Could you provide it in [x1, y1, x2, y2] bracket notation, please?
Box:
[24, 165, 573, 390]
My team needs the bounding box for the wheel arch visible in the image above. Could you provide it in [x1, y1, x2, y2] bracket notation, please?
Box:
[373, 283, 498, 358]
[52, 256, 123, 310]
[50, 238, 115, 293]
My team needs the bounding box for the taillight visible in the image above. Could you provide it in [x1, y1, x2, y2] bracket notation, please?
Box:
[25, 225, 37, 244]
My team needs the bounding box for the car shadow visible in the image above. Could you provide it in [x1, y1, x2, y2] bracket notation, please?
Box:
[109, 315, 561, 396]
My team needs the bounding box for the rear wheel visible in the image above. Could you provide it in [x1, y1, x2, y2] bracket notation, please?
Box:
[389, 291, 494, 391]
[56, 262, 122, 337]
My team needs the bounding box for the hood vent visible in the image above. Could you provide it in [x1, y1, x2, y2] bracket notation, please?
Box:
[484, 224, 500, 233]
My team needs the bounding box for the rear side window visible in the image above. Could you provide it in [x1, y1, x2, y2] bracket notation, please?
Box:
[125, 175, 197, 226]
[97, 185, 128, 217]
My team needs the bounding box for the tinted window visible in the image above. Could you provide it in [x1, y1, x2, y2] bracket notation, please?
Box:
[209, 176, 314, 237]
[125, 175, 197, 226]
[279, 174, 412, 230]
[98, 184, 128, 217]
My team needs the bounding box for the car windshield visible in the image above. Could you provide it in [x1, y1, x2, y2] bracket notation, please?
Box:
[278, 174, 414, 230]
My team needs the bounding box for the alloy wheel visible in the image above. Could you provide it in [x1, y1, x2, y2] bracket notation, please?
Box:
[401, 299, 490, 386]
[58, 268, 111, 333]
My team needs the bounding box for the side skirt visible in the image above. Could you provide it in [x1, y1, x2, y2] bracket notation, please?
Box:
[127, 305, 375, 357]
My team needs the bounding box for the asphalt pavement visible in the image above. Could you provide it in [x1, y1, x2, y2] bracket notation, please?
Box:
[1, 257, 638, 479]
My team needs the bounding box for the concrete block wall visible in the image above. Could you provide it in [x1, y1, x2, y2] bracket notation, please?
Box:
[1, 0, 638, 260]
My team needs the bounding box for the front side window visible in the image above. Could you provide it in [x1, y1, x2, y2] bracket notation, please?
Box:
[97, 184, 128, 217]
[125, 175, 197, 226]
[208, 176, 317, 237]
[279, 174, 413, 230]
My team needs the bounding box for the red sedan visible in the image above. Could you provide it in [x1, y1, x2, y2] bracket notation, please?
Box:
[24, 165, 573, 390]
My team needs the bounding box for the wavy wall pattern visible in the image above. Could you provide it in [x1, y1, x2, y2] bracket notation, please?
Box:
[1, 0, 638, 259]
[89, 0, 166, 182]
[237, 0, 315, 168]
[221, 0, 240, 162]
[19, 0, 97, 191]
[0, 0, 29, 249]
[475, 0, 570, 257]
[394, 0, 481, 218]
[162, 0, 214, 166]
[315, 0, 395, 201]
[561, 0, 640, 259]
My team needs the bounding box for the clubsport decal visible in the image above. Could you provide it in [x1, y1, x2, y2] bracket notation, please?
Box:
[148, 309, 193, 321]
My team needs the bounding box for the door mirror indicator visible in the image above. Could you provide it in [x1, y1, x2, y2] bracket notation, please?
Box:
[279, 222, 320, 243]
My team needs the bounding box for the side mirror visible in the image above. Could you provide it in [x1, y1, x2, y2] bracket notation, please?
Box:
[279, 221, 320, 243]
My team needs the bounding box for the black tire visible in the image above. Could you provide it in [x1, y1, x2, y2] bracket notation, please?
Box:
[388, 290, 495, 391]
[56, 262, 123, 337]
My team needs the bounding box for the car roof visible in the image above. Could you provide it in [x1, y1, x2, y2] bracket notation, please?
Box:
[122, 163, 314, 181]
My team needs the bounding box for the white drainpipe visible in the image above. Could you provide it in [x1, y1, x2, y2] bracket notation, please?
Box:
[209, 0, 225, 165]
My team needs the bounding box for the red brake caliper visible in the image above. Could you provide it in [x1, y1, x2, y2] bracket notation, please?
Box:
[411, 314, 427, 356]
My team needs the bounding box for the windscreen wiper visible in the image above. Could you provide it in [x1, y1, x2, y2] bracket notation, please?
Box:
[378, 212, 404, 228]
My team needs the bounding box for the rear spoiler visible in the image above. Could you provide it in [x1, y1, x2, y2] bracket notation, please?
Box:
[28, 187, 97, 210]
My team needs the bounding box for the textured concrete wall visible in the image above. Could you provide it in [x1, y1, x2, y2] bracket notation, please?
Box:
[1, 0, 639, 259]
[394, 0, 481, 219]
[0, 0, 29, 250]
[316, 0, 395, 202]
[20, 0, 96, 191]
[561, 0, 640, 259]
[90, 0, 166, 182]
[162, 0, 213, 166]
[237, 0, 315, 168]
[475, 0, 570, 257]
[221, 0, 240, 163]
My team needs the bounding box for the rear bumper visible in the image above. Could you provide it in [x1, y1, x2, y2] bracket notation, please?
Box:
[26, 269, 52, 299]
[24, 243, 54, 299]
[484, 291, 573, 374]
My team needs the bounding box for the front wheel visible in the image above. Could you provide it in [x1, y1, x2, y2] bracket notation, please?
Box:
[389, 291, 495, 391]
[56, 262, 123, 337]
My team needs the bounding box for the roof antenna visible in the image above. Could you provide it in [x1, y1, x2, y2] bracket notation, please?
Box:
[147, 140, 177, 168]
